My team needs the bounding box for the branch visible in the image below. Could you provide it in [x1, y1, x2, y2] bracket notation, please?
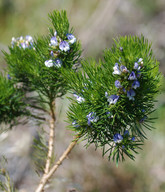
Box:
[35, 100, 56, 192]
[30, 114, 46, 121]
[45, 101, 56, 174]
[35, 138, 78, 192]
[28, 104, 49, 113]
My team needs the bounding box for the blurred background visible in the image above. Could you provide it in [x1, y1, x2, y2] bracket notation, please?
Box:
[0, 0, 165, 191]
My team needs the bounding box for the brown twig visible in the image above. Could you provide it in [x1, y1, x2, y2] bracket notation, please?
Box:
[35, 101, 56, 192]
[35, 138, 78, 192]
[45, 101, 56, 174]
[30, 114, 46, 121]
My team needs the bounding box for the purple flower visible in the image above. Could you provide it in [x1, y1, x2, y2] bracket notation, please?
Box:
[113, 133, 123, 143]
[115, 80, 122, 88]
[86, 112, 99, 126]
[59, 41, 70, 52]
[54, 58, 62, 68]
[132, 80, 140, 89]
[128, 71, 137, 80]
[50, 36, 58, 47]
[127, 89, 136, 100]
[107, 95, 119, 105]
[142, 109, 145, 112]
[113, 63, 121, 75]
[73, 93, 85, 103]
[124, 130, 129, 136]
[45, 59, 54, 67]
[120, 65, 129, 73]
[66, 33, 76, 44]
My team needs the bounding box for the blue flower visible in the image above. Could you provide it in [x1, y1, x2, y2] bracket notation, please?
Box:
[54, 58, 62, 68]
[11, 37, 16, 47]
[113, 63, 121, 75]
[120, 65, 129, 73]
[7, 74, 11, 80]
[45, 59, 54, 67]
[139, 116, 147, 123]
[105, 92, 108, 97]
[123, 88, 126, 93]
[73, 93, 85, 103]
[134, 62, 141, 70]
[50, 36, 58, 47]
[66, 33, 76, 44]
[113, 133, 123, 143]
[131, 137, 135, 141]
[50, 51, 54, 57]
[127, 89, 136, 100]
[86, 112, 99, 126]
[25, 35, 33, 42]
[108, 95, 119, 105]
[124, 130, 129, 135]
[137, 71, 141, 78]
[138, 58, 143, 65]
[110, 95, 119, 105]
[119, 47, 123, 51]
[54, 31, 57, 36]
[20, 42, 27, 49]
[106, 94, 119, 105]
[106, 112, 113, 118]
[132, 80, 140, 89]
[72, 120, 80, 128]
[128, 71, 137, 80]
[119, 57, 122, 63]
[11, 36, 34, 49]
[115, 80, 122, 88]
[59, 41, 70, 52]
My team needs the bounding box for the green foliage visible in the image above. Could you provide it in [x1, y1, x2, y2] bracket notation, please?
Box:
[48, 10, 70, 40]
[1, 10, 82, 126]
[66, 35, 162, 163]
[0, 73, 27, 126]
[31, 133, 49, 175]
[0, 157, 17, 192]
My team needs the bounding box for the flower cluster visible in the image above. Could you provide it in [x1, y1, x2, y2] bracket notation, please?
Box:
[112, 57, 143, 101]
[11, 35, 34, 49]
[68, 35, 161, 163]
[44, 31, 76, 68]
